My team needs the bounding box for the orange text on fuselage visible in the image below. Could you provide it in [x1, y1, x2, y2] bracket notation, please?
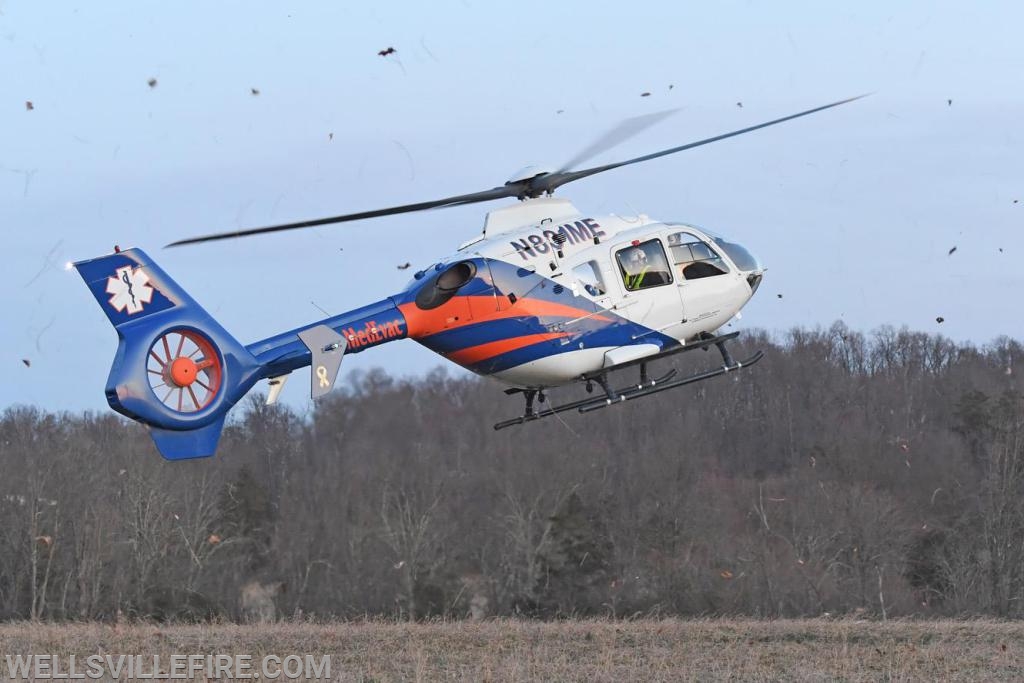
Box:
[342, 319, 406, 350]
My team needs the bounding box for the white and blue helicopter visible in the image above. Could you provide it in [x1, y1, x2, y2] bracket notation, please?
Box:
[74, 95, 864, 459]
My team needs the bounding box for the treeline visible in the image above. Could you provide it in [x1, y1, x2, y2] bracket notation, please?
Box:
[1, 323, 1022, 622]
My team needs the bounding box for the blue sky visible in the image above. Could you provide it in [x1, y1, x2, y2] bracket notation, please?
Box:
[3, 1, 1022, 412]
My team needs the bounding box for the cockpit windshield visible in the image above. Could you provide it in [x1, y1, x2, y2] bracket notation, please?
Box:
[710, 237, 761, 272]
[675, 226, 762, 273]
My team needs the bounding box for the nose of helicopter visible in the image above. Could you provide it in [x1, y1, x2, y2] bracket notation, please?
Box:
[711, 236, 764, 293]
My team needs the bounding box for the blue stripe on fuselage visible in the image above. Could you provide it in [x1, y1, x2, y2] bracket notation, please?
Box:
[466, 321, 679, 375]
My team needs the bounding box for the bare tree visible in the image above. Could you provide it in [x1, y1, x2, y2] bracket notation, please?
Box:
[380, 483, 444, 621]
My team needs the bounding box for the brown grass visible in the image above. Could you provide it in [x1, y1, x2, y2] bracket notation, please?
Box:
[1, 619, 1023, 681]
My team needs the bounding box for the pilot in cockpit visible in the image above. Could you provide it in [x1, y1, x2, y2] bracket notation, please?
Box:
[624, 248, 649, 289]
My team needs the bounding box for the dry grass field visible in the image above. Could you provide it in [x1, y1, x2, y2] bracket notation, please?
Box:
[2, 619, 1024, 681]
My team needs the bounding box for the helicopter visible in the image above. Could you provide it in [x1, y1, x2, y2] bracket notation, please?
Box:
[73, 95, 865, 459]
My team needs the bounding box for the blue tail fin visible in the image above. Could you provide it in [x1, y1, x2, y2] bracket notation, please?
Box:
[75, 248, 262, 460]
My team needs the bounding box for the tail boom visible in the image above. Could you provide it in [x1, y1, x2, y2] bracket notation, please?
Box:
[247, 298, 408, 378]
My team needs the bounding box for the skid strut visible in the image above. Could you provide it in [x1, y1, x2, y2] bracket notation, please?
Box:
[494, 332, 763, 430]
[523, 389, 537, 417]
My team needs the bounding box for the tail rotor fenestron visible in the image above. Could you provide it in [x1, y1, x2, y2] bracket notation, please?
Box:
[146, 328, 223, 413]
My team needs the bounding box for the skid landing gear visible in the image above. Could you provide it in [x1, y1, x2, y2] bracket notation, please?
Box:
[494, 332, 763, 430]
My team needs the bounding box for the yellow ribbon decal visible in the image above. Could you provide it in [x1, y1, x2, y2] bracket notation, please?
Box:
[316, 365, 329, 388]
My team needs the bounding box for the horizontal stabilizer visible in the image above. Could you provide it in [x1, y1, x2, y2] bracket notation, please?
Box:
[298, 325, 347, 399]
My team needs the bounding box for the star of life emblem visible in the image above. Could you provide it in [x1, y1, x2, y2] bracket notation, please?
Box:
[106, 265, 154, 314]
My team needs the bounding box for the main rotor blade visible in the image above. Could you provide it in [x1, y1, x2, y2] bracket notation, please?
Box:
[533, 94, 870, 195]
[169, 94, 868, 247]
[166, 185, 517, 247]
[555, 109, 679, 174]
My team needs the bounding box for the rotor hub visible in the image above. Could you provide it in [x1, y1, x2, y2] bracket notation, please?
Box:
[168, 356, 198, 387]
[505, 164, 555, 185]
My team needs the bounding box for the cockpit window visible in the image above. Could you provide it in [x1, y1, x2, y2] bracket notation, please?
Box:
[711, 237, 761, 272]
[572, 260, 606, 297]
[667, 232, 729, 280]
[615, 239, 673, 291]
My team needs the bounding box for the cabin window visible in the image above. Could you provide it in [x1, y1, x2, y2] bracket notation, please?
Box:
[615, 240, 673, 291]
[667, 232, 729, 280]
[572, 260, 606, 297]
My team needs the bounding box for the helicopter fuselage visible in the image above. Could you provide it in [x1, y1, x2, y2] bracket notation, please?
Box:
[248, 197, 765, 390]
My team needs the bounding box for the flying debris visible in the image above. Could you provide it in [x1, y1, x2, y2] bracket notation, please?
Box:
[328, 133, 333, 141]
[736, 102, 743, 108]
[668, 84, 674, 90]
[640, 92, 651, 97]
[776, 294, 783, 299]
[378, 46, 396, 57]
[33, 316, 55, 352]
[21, 359, 30, 367]
[947, 99, 952, 106]
[24, 239, 65, 287]
[948, 246, 957, 256]
[148, 78, 157, 88]
[936, 316, 945, 324]
[250, 87, 260, 96]
[25, 101, 33, 111]
[396, 262, 411, 270]
[999, 248, 1004, 253]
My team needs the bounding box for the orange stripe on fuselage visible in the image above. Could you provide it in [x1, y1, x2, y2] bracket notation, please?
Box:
[445, 332, 570, 365]
[398, 296, 610, 339]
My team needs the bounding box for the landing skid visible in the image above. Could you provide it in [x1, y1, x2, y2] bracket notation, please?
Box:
[493, 332, 763, 430]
